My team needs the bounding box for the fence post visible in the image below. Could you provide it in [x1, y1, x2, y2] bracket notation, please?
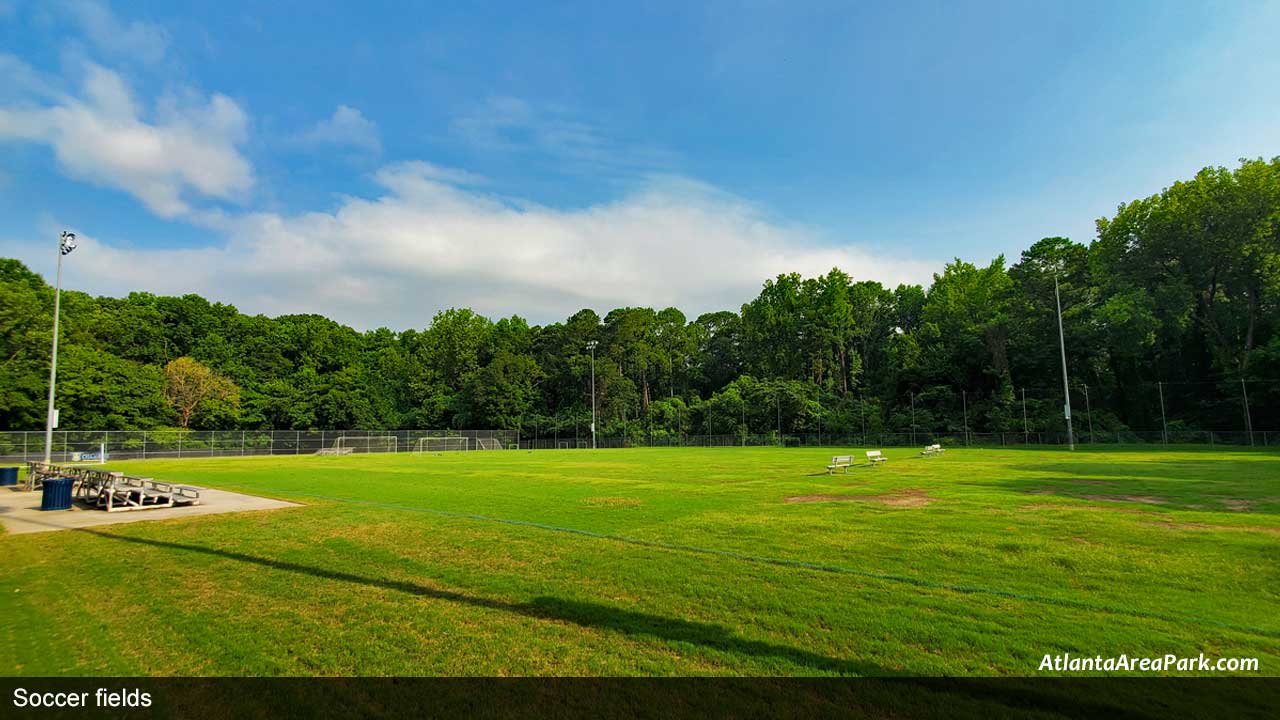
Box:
[142, 431, 147, 460]
[178, 431, 183, 459]
[295, 430, 300, 455]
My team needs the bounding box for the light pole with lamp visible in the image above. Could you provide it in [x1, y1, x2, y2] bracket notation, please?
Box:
[586, 341, 598, 449]
[44, 231, 77, 463]
[1054, 274, 1075, 450]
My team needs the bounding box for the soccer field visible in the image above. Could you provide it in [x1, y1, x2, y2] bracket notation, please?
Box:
[3, 447, 1278, 676]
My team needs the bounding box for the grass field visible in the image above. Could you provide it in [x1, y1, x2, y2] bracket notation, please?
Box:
[2, 446, 1278, 677]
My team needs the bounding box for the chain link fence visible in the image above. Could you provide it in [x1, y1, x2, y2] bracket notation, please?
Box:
[0, 428, 1273, 464]
[0, 430, 519, 464]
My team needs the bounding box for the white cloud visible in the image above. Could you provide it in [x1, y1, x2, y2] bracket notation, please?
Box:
[452, 96, 678, 176]
[0, 60, 253, 217]
[59, 0, 170, 65]
[20, 162, 940, 329]
[299, 105, 381, 153]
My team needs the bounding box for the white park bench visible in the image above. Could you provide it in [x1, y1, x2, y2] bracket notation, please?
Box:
[920, 443, 944, 457]
[866, 450, 887, 466]
[826, 455, 855, 474]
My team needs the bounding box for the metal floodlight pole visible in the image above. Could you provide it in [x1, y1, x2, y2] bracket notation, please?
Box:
[910, 390, 916, 446]
[1021, 387, 1028, 443]
[1083, 384, 1093, 443]
[1240, 377, 1253, 446]
[586, 341, 598, 449]
[44, 231, 77, 463]
[1054, 274, 1075, 450]
[1157, 381, 1168, 445]
[962, 389, 969, 446]
[816, 391, 822, 446]
[859, 389, 865, 441]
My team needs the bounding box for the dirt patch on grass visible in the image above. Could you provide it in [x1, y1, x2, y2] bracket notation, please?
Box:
[1080, 494, 1169, 506]
[1142, 521, 1280, 537]
[1205, 495, 1278, 512]
[1018, 503, 1159, 516]
[581, 496, 642, 508]
[785, 489, 932, 508]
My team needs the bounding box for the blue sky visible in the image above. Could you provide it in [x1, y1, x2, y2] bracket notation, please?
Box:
[2, 0, 1278, 328]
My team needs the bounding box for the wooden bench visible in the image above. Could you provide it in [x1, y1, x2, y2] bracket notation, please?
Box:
[866, 450, 887, 466]
[826, 455, 855, 474]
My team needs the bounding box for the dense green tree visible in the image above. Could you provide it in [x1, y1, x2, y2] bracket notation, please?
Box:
[0, 158, 1276, 437]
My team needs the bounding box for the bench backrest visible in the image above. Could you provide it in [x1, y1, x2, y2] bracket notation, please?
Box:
[866, 450, 882, 459]
[831, 455, 854, 464]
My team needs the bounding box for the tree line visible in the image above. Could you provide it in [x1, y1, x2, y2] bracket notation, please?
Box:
[2, 158, 1277, 438]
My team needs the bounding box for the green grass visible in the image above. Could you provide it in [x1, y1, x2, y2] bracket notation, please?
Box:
[2, 446, 1278, 677]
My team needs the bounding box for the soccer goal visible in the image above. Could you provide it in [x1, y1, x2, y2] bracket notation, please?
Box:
[415, 436, 470, 453]
[475, 438, 504, 451]
[323, 436, 398, 455]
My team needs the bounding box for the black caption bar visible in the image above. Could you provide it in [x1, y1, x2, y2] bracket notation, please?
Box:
[2, 678, 1277, 719]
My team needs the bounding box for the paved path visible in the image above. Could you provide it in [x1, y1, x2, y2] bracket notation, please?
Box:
[0, 486, 300, 535]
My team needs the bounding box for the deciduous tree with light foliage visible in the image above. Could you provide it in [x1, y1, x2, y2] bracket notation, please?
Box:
[163, 357, 240, 429]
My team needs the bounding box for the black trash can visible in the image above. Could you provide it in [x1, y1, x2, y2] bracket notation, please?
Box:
[40, 477, 75, 511]
[0, 466, 17, 486]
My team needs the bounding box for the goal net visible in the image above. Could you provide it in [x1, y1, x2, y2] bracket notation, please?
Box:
[325, 436, 398, 455]
[415, 437, 470, 453]
[476, 438, 504, 451]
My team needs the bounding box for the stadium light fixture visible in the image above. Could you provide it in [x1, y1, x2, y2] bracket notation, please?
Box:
[586, 341, 598, 449]
[1054, 274, 1075, 450]
[44, 231, 77, 463]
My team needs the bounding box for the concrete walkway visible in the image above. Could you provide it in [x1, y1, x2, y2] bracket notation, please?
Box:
[0, 485, 300, 535]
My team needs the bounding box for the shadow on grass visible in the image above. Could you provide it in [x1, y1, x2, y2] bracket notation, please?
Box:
[61, 523, 885, 676]
[988, 464, 1279, 514]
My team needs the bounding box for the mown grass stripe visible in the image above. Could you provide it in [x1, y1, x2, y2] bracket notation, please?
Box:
[280, 489, 1280, 640]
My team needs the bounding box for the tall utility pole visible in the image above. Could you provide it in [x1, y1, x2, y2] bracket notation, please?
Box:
[1157, 381, 1168, 445]
[1021, 387, 1028, 443]
[859, 389, 866, 440]
[816, 392, 822, 446]
[586, 341, 598, 449]
[1082, 384, 1094, 443]
[44, 231, 77, 463]
[909, 391, 916, 446]
[962, 390, 969, 446]
[1241, 378, 1254, 446]
[1054, 274, 1075, 450]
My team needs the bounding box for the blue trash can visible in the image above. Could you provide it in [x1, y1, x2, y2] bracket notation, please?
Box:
[0, 467, 17, 486]
[40, 477, 75, 511]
